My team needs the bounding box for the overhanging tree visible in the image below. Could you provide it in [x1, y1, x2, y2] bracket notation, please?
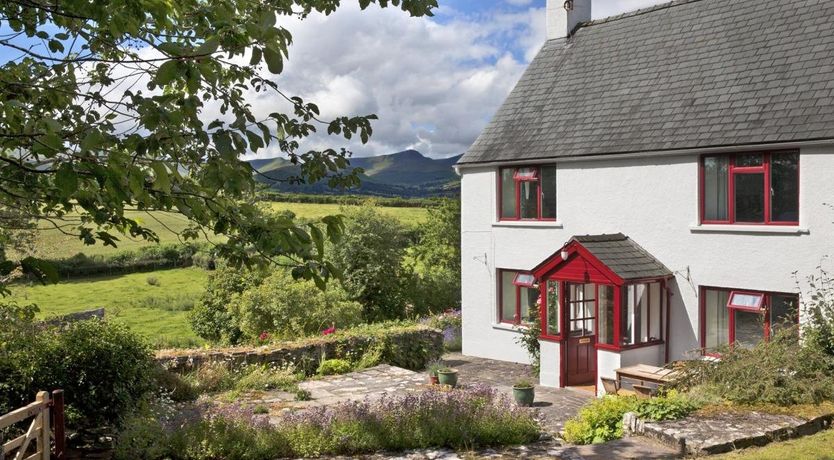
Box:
[0, 0, 437, 292]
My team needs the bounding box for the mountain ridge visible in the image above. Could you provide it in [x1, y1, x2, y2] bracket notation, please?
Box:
[250, 150, 461, 197]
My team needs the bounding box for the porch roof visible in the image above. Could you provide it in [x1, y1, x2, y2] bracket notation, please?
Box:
[571, 234, 672, 281]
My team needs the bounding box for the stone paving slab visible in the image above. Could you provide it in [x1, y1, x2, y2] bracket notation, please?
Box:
[640, 411, 834, 456]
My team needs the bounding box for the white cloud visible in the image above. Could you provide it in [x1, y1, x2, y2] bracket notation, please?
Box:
[222, 0, 668, 160]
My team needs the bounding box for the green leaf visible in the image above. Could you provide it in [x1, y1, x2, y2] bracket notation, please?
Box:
[156, 60, 179, 85]
[20, 257, 59, 284]
[55, 163, 78, 196]
[196, 37, 219, 55]
[262, 47, 283, 74]
[151, 162, 171, 193]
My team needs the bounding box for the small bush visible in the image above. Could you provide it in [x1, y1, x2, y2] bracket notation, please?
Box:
[189, 266, 267, 344]
[317, 359, 353, 376]
[146, 276, 160, 286]
[422, 309, 462, 352]
[234, 365, 299, 392]
[0, 303, 156, 427]
[115, 386, 540, 459]
[634, 390, 699, 422]
[563, 396, 636, 445]
[231, 269, 363, 341]
[671, 327, 834, 406]
[153, 367, 199, 402]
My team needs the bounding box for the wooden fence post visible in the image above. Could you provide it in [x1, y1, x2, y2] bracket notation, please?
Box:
[36, 391, 50, 460]
[50, 390, 65, 460]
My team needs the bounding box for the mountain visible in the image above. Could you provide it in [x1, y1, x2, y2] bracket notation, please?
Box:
[250, 150, 461, 197]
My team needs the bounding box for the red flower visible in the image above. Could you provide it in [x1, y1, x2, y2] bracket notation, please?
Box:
[322, 326, 336, 336]
[258, 331, 269, 342]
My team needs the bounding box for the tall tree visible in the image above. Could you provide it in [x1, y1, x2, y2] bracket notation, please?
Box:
[0, 0, 437, 293]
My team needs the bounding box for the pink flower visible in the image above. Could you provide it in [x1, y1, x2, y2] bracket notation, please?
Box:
[258, 331, 269, 342]
[322, 326, 336, 336]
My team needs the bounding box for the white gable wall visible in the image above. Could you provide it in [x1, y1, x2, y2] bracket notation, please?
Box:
[460, 145, 834, 380]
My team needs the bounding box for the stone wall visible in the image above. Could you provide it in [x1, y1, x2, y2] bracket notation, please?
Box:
[156, 325, 444, 375]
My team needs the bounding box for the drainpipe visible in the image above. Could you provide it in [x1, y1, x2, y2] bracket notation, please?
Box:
[665, 279, 672, 364]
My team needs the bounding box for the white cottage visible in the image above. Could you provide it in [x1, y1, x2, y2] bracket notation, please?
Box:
[456, 0, 834, 393]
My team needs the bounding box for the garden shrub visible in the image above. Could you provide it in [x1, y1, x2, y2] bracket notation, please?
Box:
[115, 385, 540, 459]
[189, 266, 267, 344]
[633, 390, 699, 422]
[671, 327, 834, 406]
[422, 309, 462, 351]
[231, 269, 363, 340]
[317, 359, 353, 376]
[563, 395, 636, 445]
[409, 199, 461, 315]
[329, 206, 412, 322]
[0, 302, 156, 426]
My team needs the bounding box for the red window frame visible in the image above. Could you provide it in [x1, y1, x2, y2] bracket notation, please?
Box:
[727, 290, 765, 311]
[699, 286, 799, 353]
[699, 151, 799, 226]
[498, 269, 538, 326]
[498, 165, 557, 221]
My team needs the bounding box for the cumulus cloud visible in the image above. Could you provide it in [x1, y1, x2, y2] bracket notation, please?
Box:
[228, 0, 666, 160]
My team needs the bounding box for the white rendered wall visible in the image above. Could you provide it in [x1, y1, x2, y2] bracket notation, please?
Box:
[460, 146, 834, 382]
[595, 350, 621, 396]
[539, 341, 561, 387]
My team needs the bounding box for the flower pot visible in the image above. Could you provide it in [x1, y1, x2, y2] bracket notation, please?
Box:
[513, 386, 535, 406]
[429, 374, 439, 385]
[437, 369, 458, 388]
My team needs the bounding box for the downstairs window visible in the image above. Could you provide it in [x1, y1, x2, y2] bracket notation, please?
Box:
[701, 287, 798, 351]
[499, 269, 538, 325]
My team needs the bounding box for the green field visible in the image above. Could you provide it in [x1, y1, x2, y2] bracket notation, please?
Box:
[22, 203, 427, 259]
[8, 267, 208, 348]
[266, 202, 428, 227]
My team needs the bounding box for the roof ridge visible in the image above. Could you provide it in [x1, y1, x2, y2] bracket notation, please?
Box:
[581, 0, 707, 28]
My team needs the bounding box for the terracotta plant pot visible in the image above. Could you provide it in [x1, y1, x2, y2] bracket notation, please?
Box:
[513, 385, 535, 406]
[429, 374, 439, 385]
[437, 369, 458, 388]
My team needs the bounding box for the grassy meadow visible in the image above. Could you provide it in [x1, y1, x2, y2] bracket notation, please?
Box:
[8, 267, 208, 348]
[6, 201, 429, 347]
[23, 203, 427, 259]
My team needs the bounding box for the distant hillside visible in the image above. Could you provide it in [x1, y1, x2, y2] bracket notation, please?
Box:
[250, 150, 461, 197]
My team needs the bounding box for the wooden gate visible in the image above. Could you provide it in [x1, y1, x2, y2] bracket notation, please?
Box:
[0, 390, 65, 460]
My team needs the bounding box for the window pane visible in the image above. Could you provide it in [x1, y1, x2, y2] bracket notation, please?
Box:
[705, 289, 730, 349]
[728, 291, 764, 310]
[735, 173, 765, 222]
[649, 282, 662, 341]
[736, 154, 764, 167]
[622, 286, 635, 346]
[545, 280, 560, 336]
[771, 153, 799, 223]
[520, 180, 539, 219]
[770, 294, 797, 337]
[734, 310, 764, 349]
[704, 156, 729, 221]
[541, 166, 557, 219]
[500, 169, 517, 219]
[501, 271, 517, 322]
[639, 284, 650, 343]
[520, 286, 538, 324]
[599, 285, 615, 345]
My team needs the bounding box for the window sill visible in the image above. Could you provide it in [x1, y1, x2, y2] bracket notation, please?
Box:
[493, 220, 564, 229]
[689, 224, 809, 235]
[492, 323, 525, 333]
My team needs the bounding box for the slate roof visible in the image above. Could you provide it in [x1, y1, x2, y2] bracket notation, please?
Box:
[572, 234, 672, 281]
[459, 0, 834, 165]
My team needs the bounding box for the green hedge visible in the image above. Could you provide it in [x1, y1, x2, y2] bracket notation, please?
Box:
[259, 192, 445, 208]
[48, 243, 215, 279]
[158, 322, 444, 375]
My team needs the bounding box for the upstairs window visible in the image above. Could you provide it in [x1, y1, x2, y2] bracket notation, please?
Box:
[499, 165, 557, 221]
[701, 152, 798, 225]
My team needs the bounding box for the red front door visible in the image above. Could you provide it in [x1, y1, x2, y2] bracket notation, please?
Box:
[565, 283, 597, 386]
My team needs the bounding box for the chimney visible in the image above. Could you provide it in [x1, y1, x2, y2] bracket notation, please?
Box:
[546, 0, 592, 41]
